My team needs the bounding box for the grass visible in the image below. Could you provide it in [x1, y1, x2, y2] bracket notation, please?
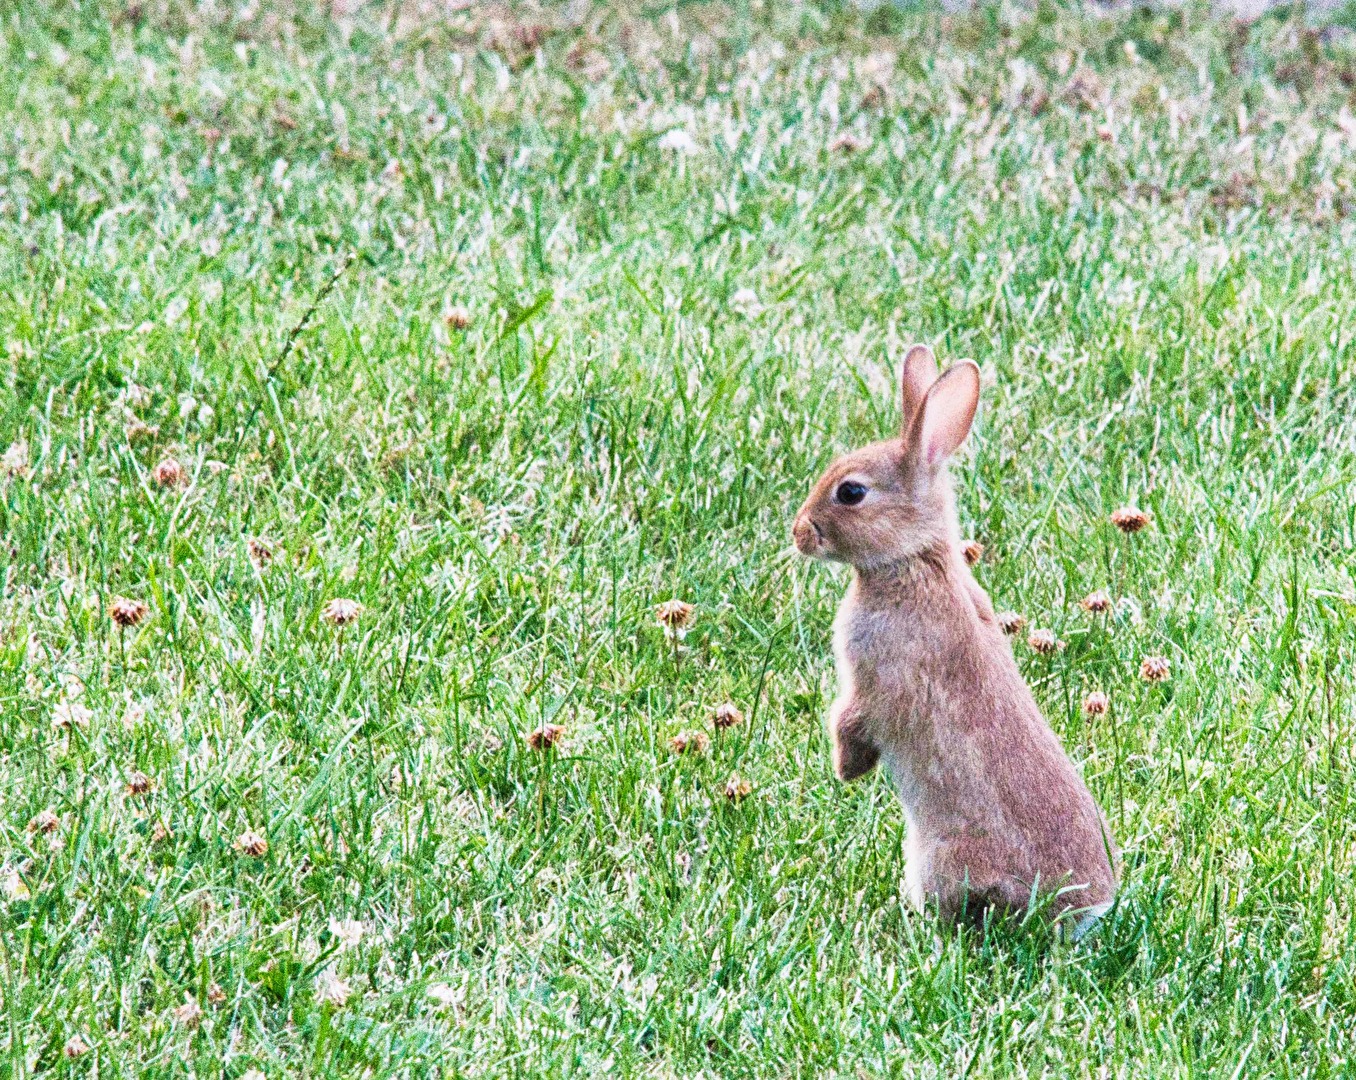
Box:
[2, 0, 1356, 1075]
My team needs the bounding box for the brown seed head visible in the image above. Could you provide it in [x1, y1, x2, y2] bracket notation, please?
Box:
[151, 821, 171, 843]
[996, 611, 1027, 636]
[206, 982, 227, 1005]
[1110, 506, 1151, 534]
[960, 539, 984, 566]
[712, 702, 744, 730]
[172, 998, 203, 1027]
[125, 418, 159, 442]
[830, 131, 869, 153]
[525, 724, 566, 751]
[724, 775, 753, 803]
[1140, 655, 1171, 682]
[247, 537, 274, 569]
[321, 598, 362, 627]
[233, 829, 268, 857]
[1081, 590, 1113, 614]
[655, 599, 694, 634]
[859, 85, 886, 111]
[109, 597, 149, 628]
[126, 770, 153, 796]
[28, 809, 59, 835]
[1026, 628, 1064, 655]
[63, 1035, 91, 1059]
[152, 457, 186, 488]
[1082, 690, 1110, 716]
[670, 730, 710, 755]
[445, 305, 472, 330]
[1064, 67, 1106, 109]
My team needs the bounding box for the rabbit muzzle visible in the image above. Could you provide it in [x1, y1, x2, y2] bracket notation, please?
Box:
[793, 511, 825, 557]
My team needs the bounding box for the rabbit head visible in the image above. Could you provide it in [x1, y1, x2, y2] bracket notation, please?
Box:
[792, 345, 980, 569]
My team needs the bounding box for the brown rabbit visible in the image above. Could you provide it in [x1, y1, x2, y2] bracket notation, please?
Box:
[793, 345, 1116, 935]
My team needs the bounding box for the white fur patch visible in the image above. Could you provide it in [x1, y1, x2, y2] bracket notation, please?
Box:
[1064, 900, 1113, 943]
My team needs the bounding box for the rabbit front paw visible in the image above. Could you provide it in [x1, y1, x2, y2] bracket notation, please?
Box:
[828, 697, 879, 782]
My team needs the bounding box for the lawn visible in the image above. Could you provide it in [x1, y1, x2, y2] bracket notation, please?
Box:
[2, 0, 1356, 1075]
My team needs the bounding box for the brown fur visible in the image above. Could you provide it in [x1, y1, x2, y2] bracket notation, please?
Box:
[793, 346, 1116, 929]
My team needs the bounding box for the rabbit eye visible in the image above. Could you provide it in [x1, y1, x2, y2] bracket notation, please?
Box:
[835, 481, 867, 506]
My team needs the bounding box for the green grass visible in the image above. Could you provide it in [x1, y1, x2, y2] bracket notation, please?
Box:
[2, 0, 1356, 1075]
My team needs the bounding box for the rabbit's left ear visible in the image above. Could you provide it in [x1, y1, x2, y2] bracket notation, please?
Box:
[900, 344, 939, 436]
[913, 361, 980, 467]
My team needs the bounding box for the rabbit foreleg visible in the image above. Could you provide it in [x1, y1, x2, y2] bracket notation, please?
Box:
[828, 694, 879, 782]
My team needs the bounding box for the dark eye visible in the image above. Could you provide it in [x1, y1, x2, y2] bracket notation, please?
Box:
[835, 481, 867, 506]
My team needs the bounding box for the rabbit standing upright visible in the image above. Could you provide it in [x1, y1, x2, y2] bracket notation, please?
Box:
[793, 345, 1116, 934]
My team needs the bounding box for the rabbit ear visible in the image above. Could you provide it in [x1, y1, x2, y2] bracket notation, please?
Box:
[914, 361, 980, 467]
[900, 344, 939, 436]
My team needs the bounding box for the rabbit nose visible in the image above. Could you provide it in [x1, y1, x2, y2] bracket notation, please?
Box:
[793, 513, 821, 554]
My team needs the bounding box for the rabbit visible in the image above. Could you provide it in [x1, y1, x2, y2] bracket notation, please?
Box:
[792, 344, 1116, 936]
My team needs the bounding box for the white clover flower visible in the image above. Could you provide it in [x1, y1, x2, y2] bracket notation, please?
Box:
[657, 128, 698, 153]
[164, 296, 190, 327]
[427, 982, 459, 1006]
[730, 288, 759, 312]
[315, 970, 352, 1007]
[52, 700, 93, 731]
[328, 917, 365, 949]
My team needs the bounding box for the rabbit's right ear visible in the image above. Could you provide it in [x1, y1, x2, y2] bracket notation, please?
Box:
[911, 360, 980, 467]
[900, 344, 939, 437]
